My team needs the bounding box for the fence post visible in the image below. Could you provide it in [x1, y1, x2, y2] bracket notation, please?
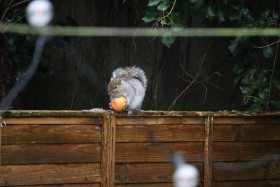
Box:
[204, 115, 213, 187]
[101, 114, 116, 187]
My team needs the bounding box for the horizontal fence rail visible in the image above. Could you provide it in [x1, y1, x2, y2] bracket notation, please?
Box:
[0, 110, 279, 187]
[2, 24, 280, 37]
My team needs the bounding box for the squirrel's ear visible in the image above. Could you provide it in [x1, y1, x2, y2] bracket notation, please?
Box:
[110, 78, 114, 81]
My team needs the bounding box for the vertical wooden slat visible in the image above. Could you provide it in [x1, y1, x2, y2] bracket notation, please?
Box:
[101, 114, 116, 187]
[204, 116, 213, 187]
[110, 116, 116, 187]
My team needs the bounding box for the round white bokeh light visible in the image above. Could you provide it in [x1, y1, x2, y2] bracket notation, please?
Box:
[26, 0, 53, 28]
[173, 164, 199, 187]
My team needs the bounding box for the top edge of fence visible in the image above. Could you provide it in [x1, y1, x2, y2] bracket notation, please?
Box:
[1, 110, 280, 117]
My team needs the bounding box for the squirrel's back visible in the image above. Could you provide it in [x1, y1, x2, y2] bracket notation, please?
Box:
[112, 66, 147, 88]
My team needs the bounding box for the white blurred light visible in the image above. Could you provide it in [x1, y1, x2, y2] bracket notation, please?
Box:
[26, 0, 53, 27]
[173, 164, 199, 187]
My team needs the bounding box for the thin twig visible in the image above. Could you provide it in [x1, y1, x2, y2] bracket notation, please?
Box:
[266, 41, 279, 110]
[11, 0, 31, 9]
[0, 0, 15, 22]
[168, 52, 207, 110]
[254, 40, 280, 49]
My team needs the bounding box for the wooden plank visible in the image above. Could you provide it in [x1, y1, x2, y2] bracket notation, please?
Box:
[9, 184, 101, 187]
[213, 125, 280, 141]
[101, 115, 116, 187]
[115, 163, 203, 184]
[3, 117, 102, 125]
[212, 180, 280, 187]
[204, 116, 213, 187]
[115, 183, 203, 187]
[116, 117, 205, 125]
[115, 142, 204, 163]
[212, 142, 280, 161]
[0, 163, 101, 186]
[116, 124, 204, 142]
[214, 116, 280, 125]
[2, 144, 101, 165]
[212, 160, 280, 181]
[110, 116, 116, 187]
[2, 125, 101, 144]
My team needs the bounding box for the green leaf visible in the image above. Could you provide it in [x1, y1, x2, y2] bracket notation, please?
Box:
[263, 47, 275, 58]
[258, 88, 269, 100]
[162, 33, 176, 48]
[160, 18, 168, 25]
[205, 6, 215, 20]
[148, 0, 161, 7]
[218, 12, 225, 23]
[142, 12, 156, 23]
[171, 17, 185, 31]
[157, 2, 170, 11]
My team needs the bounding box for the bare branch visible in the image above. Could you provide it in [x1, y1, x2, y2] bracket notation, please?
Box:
[168, 52, 207, 110]
[254, 40, 280, 49]
[266, 41, 279, 110]
[11, 0, 31, 9]
[0, 0, 15, 22]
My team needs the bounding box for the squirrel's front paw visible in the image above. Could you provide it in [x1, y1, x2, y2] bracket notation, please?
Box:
[109, 102, 113, 110]
[127, 110, 132, 117]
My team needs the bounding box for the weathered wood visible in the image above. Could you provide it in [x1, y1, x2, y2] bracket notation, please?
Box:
[110, 116, 116, 187]
[214, 116, 280, 125]
[10, 184, 101, 187]
[115, 142, 204, 163]
[212, 160, 280, 181]
[115, 183, 203, 187]
[116, 117, 205, 125]
[2, 144, 101, 165]
[212, 142, 280, 161]
[212, 180, 280, 187]
[3, 117, 102, 125]
[0, 163, 101, 186]
[101, 115, 116, 187]
[2, 110, 280, 117]
[115, 163, 203, 184]
[116, 124, 204, 142]
[214, 125, 280, 141]
[204, 116, 213, 187]
[2, 125, 101, 145]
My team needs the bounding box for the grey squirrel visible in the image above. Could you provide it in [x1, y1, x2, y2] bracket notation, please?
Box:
[108, 66, 147, 116]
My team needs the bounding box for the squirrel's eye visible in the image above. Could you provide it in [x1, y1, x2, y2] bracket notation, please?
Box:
[114, 85, 118, 89]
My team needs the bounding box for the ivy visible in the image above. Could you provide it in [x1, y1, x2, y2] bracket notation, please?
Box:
[142, 0, 280, 111]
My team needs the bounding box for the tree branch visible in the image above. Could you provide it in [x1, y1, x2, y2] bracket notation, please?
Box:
[0, 0, 14, 22]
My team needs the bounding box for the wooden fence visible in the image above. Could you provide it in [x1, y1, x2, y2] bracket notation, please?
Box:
[0, 110, 279, 187]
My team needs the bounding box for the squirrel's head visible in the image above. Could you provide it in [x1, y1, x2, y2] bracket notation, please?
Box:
[108, 78, 122, 96]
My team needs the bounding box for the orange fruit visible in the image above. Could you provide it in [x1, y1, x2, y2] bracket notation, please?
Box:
[111, 96, 127, 112]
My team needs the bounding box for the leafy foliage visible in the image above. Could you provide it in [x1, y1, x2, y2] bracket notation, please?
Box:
[142, 0, 280, 111]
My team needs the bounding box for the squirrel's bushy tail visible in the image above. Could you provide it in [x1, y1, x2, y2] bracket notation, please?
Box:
[112, 66, 147, 88]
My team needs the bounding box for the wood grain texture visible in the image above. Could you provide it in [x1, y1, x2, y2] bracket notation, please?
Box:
[4, 117, 103, 125]
[116, 117, 205, 125]
[116, 124, 204, 142]
[214, 116, 280, 125]
[101, 115, 116, 187]
[2, 144, 101, 165]
[0, 163, 101, 186]
[204, 116, 213, 187]
[115, 163, 203, 184]
[115, 142, 204, 163]
[213, 160, 280, 181]
[212, 142, 280, 161]
[2, 125, 101, 145]
[213, 125, 280, 141]
[212, 180, 280, 187]
[115, 183, 203, 187]
[9, 184, 101, 187]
